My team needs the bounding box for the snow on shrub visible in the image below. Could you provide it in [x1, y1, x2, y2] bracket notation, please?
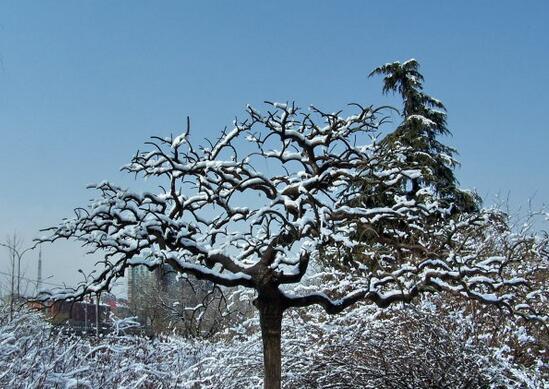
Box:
[0, 303, 545, 388]
[0, 307, 208, 388]
[190, 302, 546, 388]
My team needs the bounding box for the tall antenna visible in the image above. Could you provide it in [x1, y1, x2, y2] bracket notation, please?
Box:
[36, 247, 43, 293]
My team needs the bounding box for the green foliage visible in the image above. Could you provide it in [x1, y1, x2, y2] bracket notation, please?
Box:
[320, 60, 486, 272]
[369, 59, 479, 213]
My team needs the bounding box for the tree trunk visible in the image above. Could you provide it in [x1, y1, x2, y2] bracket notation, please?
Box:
[259, 304, 283, 389]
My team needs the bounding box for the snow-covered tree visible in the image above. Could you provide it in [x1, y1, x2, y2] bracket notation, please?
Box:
[39, 62, 545, 388]
[369, 59, 479, 212]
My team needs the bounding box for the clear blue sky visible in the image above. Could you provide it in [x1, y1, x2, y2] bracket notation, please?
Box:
[0, 1, 548, 290]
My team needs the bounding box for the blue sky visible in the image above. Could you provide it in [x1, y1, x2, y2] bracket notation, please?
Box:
[0, 1, 548, 290]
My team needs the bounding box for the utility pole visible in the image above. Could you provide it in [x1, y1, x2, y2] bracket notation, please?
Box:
[15, 247, 33, 300]
[2, 236, 34, 320]
[84, 296, 88, 334]
[17, 249, 21, 298]
[96, 293, 100, 337]
[36, 247, 43, 294]
[9, 244, 15, 321]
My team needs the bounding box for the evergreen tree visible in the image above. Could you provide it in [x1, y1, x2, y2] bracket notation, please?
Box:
[369, 59, 479, 213]
[324, 60, 480, 272]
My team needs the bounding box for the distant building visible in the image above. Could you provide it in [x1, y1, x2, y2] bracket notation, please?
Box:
[127, 265, 151, 307]
[30, 299, 111, 334]
[126, 264, 225, 335]
[101, 292, 118, 310]
[128, 264, 182, 307]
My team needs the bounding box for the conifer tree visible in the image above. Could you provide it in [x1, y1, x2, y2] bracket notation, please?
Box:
[369, 59, 479, 213]
[324, 60, 480, 272]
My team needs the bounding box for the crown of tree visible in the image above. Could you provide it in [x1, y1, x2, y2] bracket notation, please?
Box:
[369, 59, 479, 213]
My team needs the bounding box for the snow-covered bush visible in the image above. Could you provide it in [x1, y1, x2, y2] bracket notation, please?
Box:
[189, 302, 547, 388]
[0, 302, 545, 388]
[0, 307, 209, 388]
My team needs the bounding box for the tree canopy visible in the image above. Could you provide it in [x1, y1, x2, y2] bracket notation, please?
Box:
[38, 60, 546, 389]
[369, 59, 479, 212]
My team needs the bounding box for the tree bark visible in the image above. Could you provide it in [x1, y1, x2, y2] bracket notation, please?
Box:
[259, 304, 283, 389]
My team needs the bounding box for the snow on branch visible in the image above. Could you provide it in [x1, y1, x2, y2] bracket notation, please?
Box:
[36, 102, 546, 324]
